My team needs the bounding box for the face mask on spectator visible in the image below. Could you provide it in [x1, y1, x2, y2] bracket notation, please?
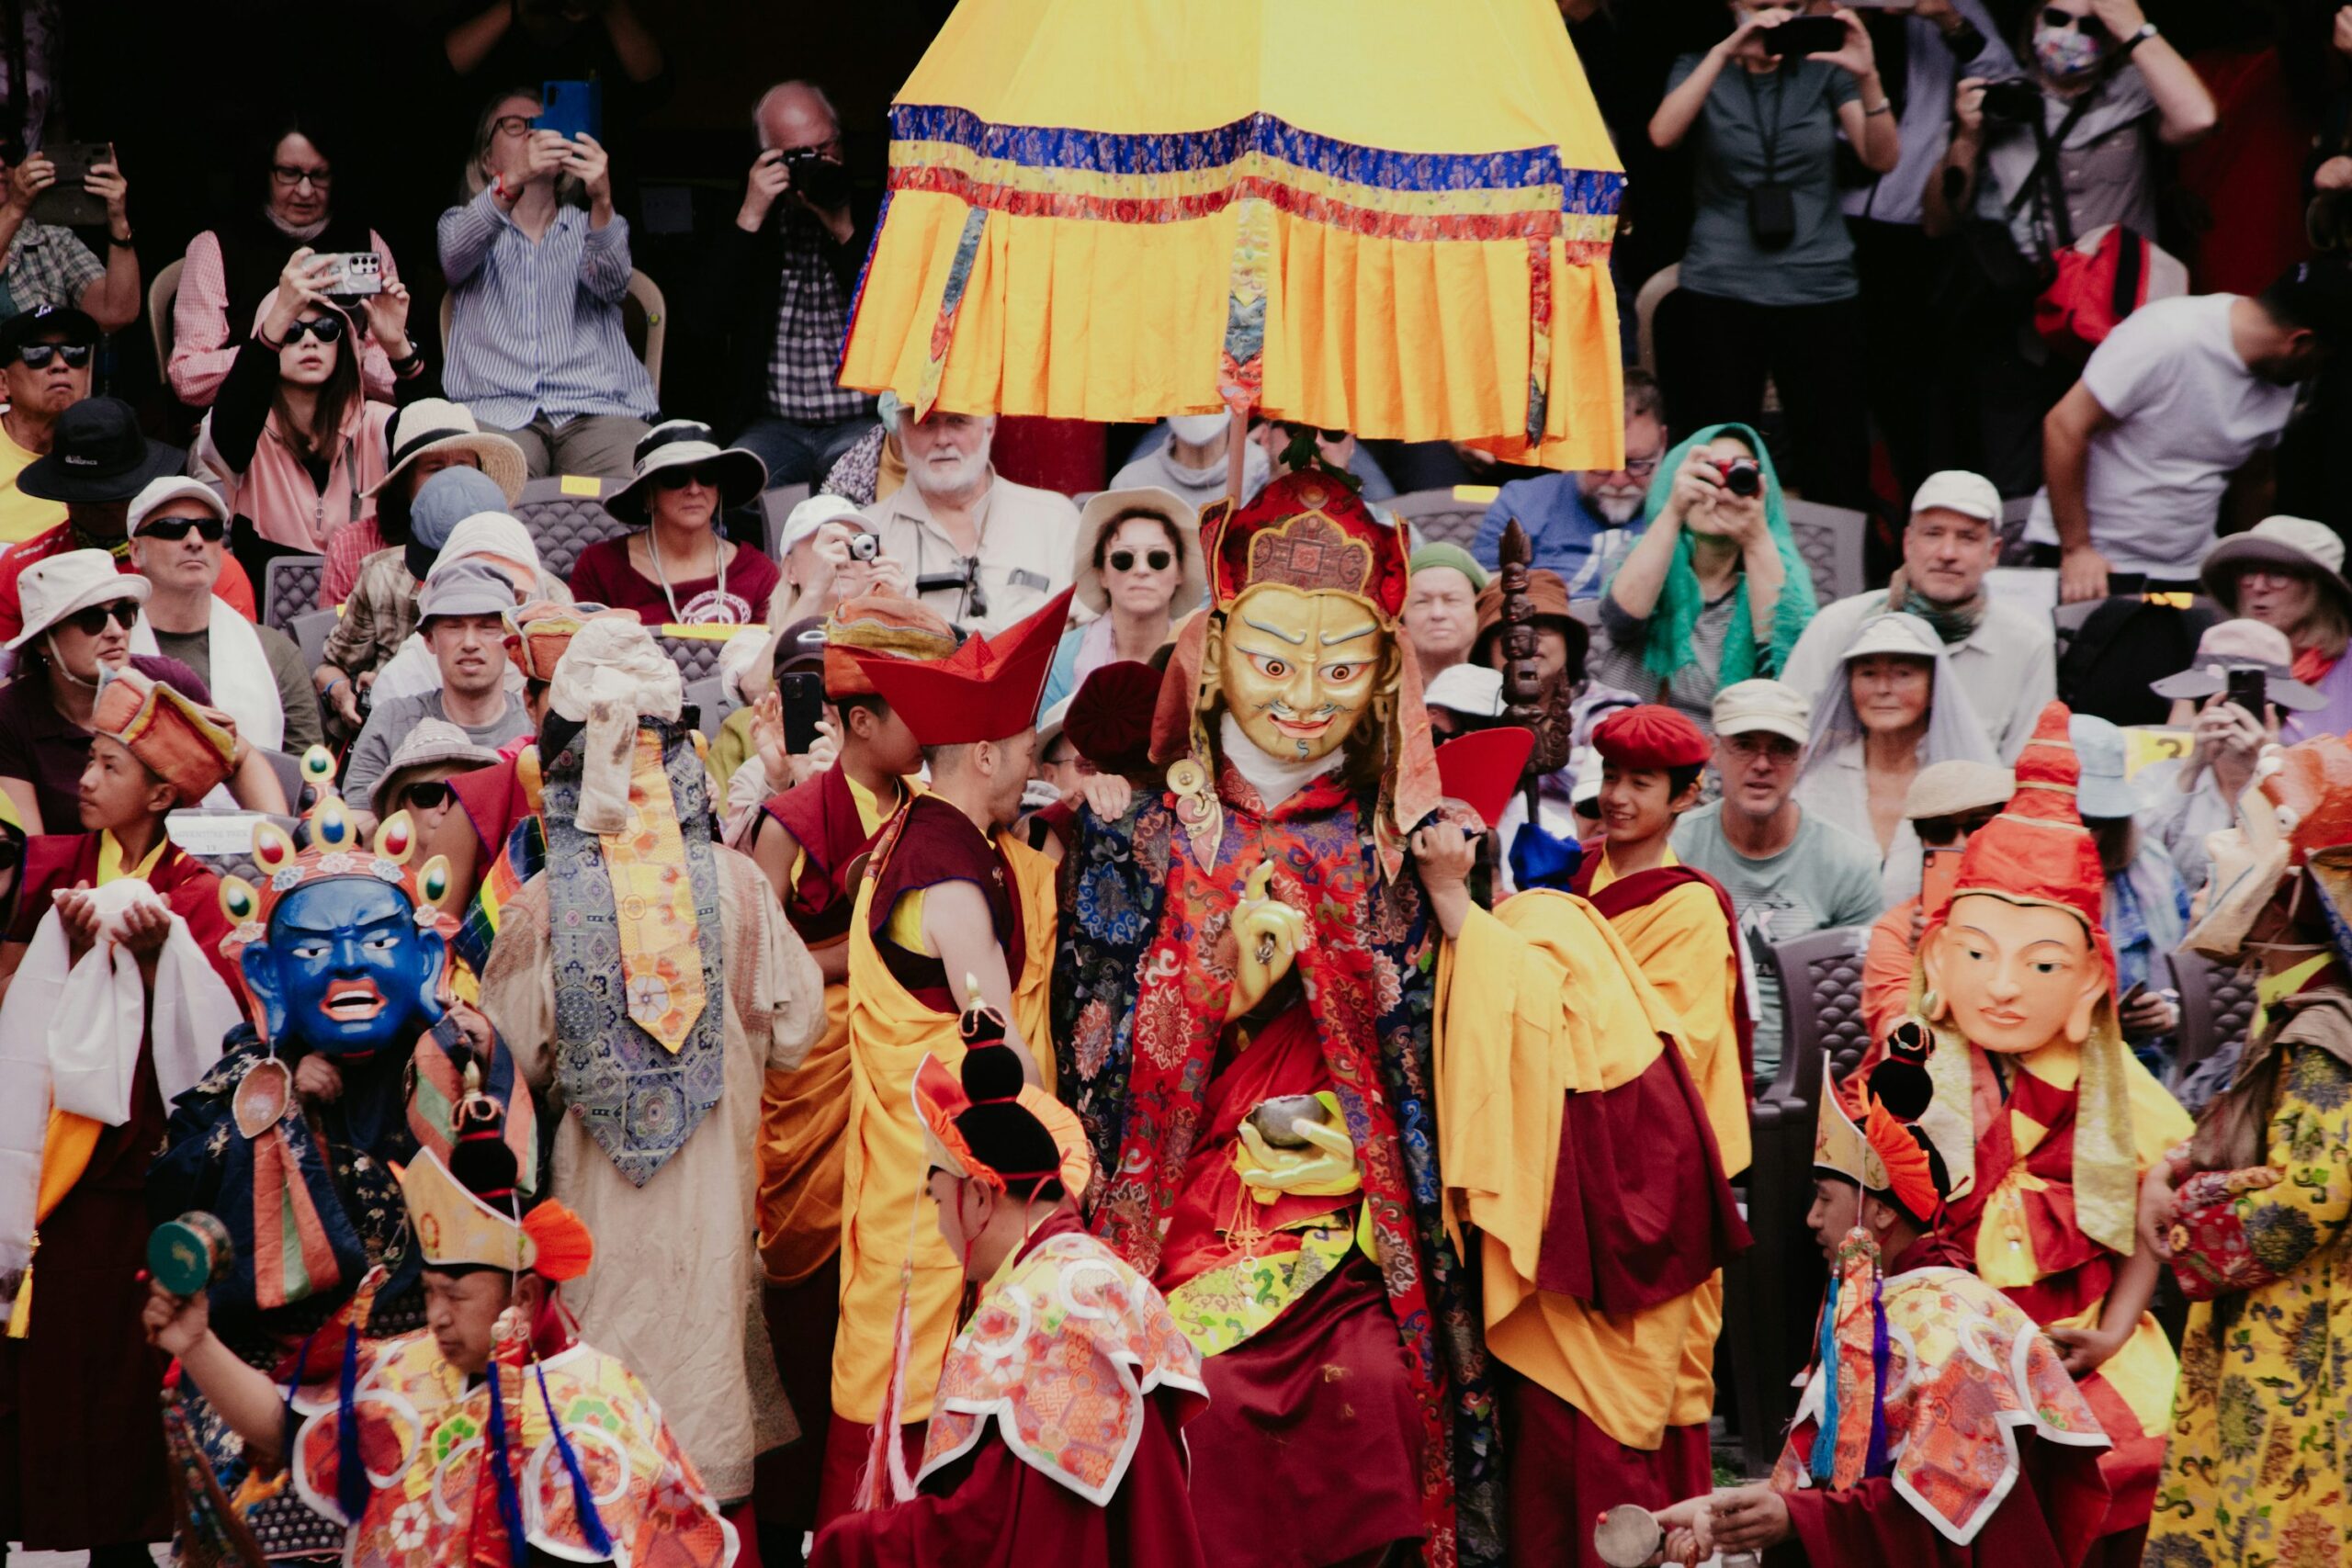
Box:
[2032, 23, 2103, 81]
[1169, 413, 1230, 446]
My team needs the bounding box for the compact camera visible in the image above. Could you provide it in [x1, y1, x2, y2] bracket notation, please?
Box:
[847, 531, 880, 563]
[1979, 80, 2043, 125]
[1709, 457, 1763, 498]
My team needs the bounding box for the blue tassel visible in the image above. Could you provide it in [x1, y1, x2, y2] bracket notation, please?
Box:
[1507, 819, 1583, 893]
[1809, 1272, 1840, 1483]
[335, 1325, 367, 1524]
[483, 1362, 529, 1567]
[537, 1359, 615, 1554]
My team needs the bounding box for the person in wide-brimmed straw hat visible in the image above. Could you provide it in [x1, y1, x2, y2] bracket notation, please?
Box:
[2198, 515, 2352, 742]
[1038, 485, 1203, 712]
[570, 419, 779, 627]
[322, 397, 530, 604]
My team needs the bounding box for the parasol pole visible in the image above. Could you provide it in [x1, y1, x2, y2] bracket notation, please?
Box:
[1226, 408, 1248, 505]
[1497, 518, 1548, 821]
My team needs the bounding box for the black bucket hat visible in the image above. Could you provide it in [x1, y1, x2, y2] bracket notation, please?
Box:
[19, 396, 183, 504]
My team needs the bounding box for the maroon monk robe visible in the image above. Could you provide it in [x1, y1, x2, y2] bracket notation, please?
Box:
[1569, 849, 1757, 1083]
[1158, 1004, 1428, 1568]
[0, 832, 239, 1549]
[762, 761, 896, 947]
[808, 1213, 1204, 1568]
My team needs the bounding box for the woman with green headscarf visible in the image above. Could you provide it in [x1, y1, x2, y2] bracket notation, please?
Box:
[1589, 422, 1816, 728]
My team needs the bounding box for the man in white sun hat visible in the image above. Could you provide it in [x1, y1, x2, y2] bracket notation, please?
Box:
[125, 476, 321, 754]
[1673, 677, 1883, 1080]
[2198, 514, 2352, 742]
[1781, 468, 2053, 760]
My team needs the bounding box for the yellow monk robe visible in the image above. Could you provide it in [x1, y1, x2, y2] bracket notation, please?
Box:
[1431, 891, 1730, 1450]
[831, 822, 1057, 1427]
[757, 772, 894, 1287]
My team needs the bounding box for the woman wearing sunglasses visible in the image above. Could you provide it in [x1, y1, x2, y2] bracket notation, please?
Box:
[0, 549, 286, 833]
[167, 116, 403, 409]
[1922, 0, 2213, 491]
[195, 247, 434, 556]
[1038, 486, 1204, 712]
[570, 419, 780, 626]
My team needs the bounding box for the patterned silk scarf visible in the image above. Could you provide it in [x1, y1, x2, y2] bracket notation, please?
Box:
[543, 722, 728, 1187]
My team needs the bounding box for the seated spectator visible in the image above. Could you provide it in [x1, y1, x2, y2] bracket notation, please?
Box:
[168, 118, 402, 408]
[196, 259, 425, 555]
[707, 80, 877, 490]
[1588, 423, 1815, 728]
[344, 558, 536, 809]
[768, 492, 902, 627]
[1251, 420, 1394, 500]
[0, 304, 93, 545]
[0, 550, 284, 831]
[1471, 369, 1668, 594]
[2073, 713, 2188, 1070]
[2142, 618, 2312, 895]
[438, 86, 655, 479]
[1860, 758, 2014, 1043]
[368, 509, 565, 707]
[124, 478, 322, 755]
[1647, 3, 1895, 511]
[324, 398, 526, 605]
[319, 466, 511, 728]
[864, 407, 1080, 635]
[1673, 677, 1883, 1080]
[1040, 487, 1202, 711]
[1401, 544, 1484, 676]
[0, 140, 138, 328]
[1114, 413, 1269, 514]
[368, 718, 502, 874]
[0, 398, 253, 641]
[1423, 661, 1506, 741]
[817, 390, 908, 509]
[2034, 262, 2352, 602]
[710, 620, 801, 790]
[1921, 0, 2215, 494]
[1781, 469, 2054, 759]
[570, 420, 778, 625]
[1793, 612, 1996, 872]
[2198, 515, 2352, 743]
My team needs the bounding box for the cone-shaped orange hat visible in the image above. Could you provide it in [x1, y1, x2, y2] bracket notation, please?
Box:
[851, 586, 1075, 746]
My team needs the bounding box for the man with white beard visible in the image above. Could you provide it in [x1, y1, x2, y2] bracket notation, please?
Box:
[1113, 412, 1272, 514]
[1473, 369, 1669, 597]
[863, 408, 1080, 635]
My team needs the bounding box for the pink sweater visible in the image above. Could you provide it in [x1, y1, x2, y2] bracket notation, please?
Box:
[199, 398, 395, 555]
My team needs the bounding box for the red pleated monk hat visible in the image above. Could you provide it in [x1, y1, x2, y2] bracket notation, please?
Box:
[850, 586, 1076, 746]
[1591, 704, 1712, 770]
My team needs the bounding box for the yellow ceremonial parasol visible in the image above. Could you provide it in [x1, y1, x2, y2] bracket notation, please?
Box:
[839, 0, 1625, 470]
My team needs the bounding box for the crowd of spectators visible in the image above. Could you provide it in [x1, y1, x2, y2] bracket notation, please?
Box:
[0, 3, 2346, 1110]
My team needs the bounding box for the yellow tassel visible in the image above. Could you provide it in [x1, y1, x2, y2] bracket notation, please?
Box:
[7, 1234, 37, 1338]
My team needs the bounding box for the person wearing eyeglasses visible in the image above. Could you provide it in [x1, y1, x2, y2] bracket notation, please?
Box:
[1037, 487, 1202, 712]
[1472, 369, 1669, 596]
[0, 549, 288, 834]
[0, 396, 256, 646]
[864, 407, 1080, 637]
[168, 117, 403, 409]
[125, 477, 322, 755]
[571, 420, 780, 626]
[0, 138, 138, 332]
[699, 79, 880, 501]
[438, 85, 656, 482]
[0, 303, 95, 545]
[196, 251, 427, 558]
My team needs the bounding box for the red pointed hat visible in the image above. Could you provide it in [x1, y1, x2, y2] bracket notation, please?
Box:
[850, 586, 1075, 746]
[1435, 727, 1535, 830]
[1591, 704, 1711, 770]
[1201, 469, 1409, 622]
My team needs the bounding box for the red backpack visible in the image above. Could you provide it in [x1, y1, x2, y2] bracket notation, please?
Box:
[2035, 224, 2158, 361]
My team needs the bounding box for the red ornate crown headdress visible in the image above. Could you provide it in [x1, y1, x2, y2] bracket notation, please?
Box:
[1202, 470, 1410, 622]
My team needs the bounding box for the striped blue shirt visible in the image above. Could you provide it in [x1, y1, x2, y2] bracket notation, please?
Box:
[436, 188, 658, 428]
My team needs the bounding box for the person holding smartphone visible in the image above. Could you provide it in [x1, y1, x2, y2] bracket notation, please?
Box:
[1648, 4, 1898, 512]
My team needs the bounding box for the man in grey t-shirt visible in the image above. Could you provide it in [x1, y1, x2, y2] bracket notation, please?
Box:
[1669, 678, 1883, 1079]
[344, 559, 531, 813]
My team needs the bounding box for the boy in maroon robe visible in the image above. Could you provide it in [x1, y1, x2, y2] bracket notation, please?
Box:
[811, 1029, 1204, 1568]
[0, 668, 243, 1562]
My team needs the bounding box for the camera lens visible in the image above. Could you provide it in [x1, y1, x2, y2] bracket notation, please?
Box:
[848, 532, 879, 561]
[1725, 462, 1762, 499]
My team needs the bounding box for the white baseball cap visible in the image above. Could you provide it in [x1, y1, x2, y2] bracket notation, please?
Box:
[1838, 612, 1942, 663]
[127, 476, 229, 536]
[1712, 677, 1810, 744]
[1909, 469, 2001, 523]
[778, 493, 874, 558]
[1423, 661, 1505, 718]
